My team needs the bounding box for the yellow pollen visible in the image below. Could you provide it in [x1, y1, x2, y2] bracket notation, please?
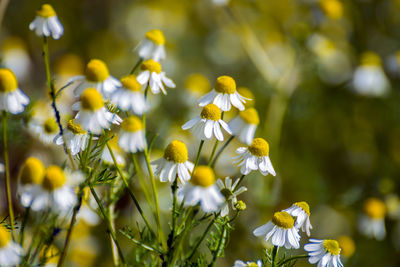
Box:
[215, 76, 236, 94]
[85, 59, 109, 82]
[121, 116, 143, 132]
[191, 166, 215, 187]
[323, 240, 341, 256]
[360, 51, 381, 66]
[201, 104, 221, 121]
[42, 165, 66, 191]
[163, 140, 188, 163]
[43, 118, 58, 134]
[80, 88, 104, 111]
[338, 236, 355, 258]
[248, 138, 269, 157]
[36, 4, 57, 18]
[185, 74, 210, 94]
[0, 227, 11, 248]
[239, 108, 259, 125]
[145, 29, 166, 45]
[141, 59, 162, 74]
[294, 201, 311, 216]
[364, 198, 386, 219]
[121, 75, 142, 92]
[19, 157, 45, 185]
[0, 68, 18, 93]
[67, 120, 87, 134]
[237, 87, 255, 107]
[320, 0, 343, 20]
[55, 54, 84, 76]
[272, 211, 295, 229]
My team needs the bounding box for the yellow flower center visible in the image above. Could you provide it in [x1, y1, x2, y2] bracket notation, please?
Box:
[185, 73, 210, 94]
[360, 51, 381, 66]
[215, 75, 236, 94]
[0, 68, 18, 93]
[239, 108, 259, 125]
[323, 239, 341, 256]
[201, 104, 221, 121]
[191, 166, 215, 187]
[121, 75, 142, 92]
[67, 120, 87, 134]
[0, 227, 11, 248]
[80, 88, 104, 111]
[141, 59, 162, 74]
[338, 236, 355, 258]
[42, 165, 66, 191]
[364, 198, 386, 219]
[237, 87, 255, 107]
[121, 116, 143, 132]
[320, 0, 343, 20]
[272, 211, 295, 229]
[85, 59, 110, 82]
[36, 4, 57, 18]
[294, 201, 311, 216]
[163, 140, 188, 163]
[145, 29, 166, 45]
[248, 138, 269, 157]
[43, 118, 58, 134]
[19, 157, 45, 185]
[247, 263, 259, 267]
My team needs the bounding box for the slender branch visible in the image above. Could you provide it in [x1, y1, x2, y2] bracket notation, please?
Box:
[166, 178, 178, 265]
[131, 153, 153, 207]
[186, 215, 217, 261]
[210, 223, 227, 266]
[210, 135, 234, 168]
[233, 174, 245, 192]
[207, 139, 219, 167]
[130, 58, 143, 75]
[193, 140, 204, 170]
[277, 255, 308, 266]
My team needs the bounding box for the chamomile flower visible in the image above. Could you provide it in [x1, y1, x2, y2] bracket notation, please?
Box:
[216, 177, 247, 217]
[71, 59, 121, 98]
[54, 120, 90, 155]
[102, 134, 126, 166]
[18, 157, 45, 208]
[29, 4, 64, 39]
[233, 260, 262, 267]
[304, 239, 343, 267]
[137, 59, 175, 95]
[234, 138, 276, 176]
[28, 109, 59, 144]
[177, 166, 224, 213]
[110, 75, 147, 115]
[229, 108, 260, 145]
[184, 73, 211, 97]
[152, 140, 194, 184]
[198, 76, 248, 112]
[118, 116, 147, 153]
[182, 104, 232, 141]
[337, 236, 355, 258]
[253, 211, 300, 249]
[0, 227, 24, 267]
[73, 88, 122, 135]
[0, 68, 29, 114]
[2, 36, 32, 81]
[284, 201, 312, 236]
[359, 197, 386, 240]
[137, 29, 166, 62]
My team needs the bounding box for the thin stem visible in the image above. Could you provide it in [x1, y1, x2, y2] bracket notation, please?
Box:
[19, 206, 30, 245]
[233, 174, 245, 192]
[166, 178, 178, 265]
[210, 223, 227, 266]
[208, 139, 219, 167]
[108, 203, 119, 266]
[210, 135, 234, 168]
[277, 255, 308, 266]
[271, 246, 279, 267]
[193, 140, 204, 170]
[131, 153, 153, 207]
[130, 58, 143, 75]
[187, 215, 216, 261]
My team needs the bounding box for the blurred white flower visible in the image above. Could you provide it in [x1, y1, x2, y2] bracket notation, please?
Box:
[229, 108, 259, 145]
[0, 227, 24, 267]
[0, 68, 29, 114]
[137, 29, 166, 62]
[359, 198, 386, 240]
[29, 4, 64, 39]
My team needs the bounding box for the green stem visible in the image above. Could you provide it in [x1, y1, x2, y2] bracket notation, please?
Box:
[233, 174, 245, 192]
[271, 246, 279, 267]
[208, 139, 219, 166]
[19, 206, 30, 245]
[131, 153, 153, 207]
[210, 135, 234, 168]
[210, 223, 227, 266]
[108, 202, 119, 266]
[187, 215, 216, 261]
[166, 178, 178, 265]
[193, 140, 204, 170]
[130, 58, 143, 75]
[277, 255, 308, 266]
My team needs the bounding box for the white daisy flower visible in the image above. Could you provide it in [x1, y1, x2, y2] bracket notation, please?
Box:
[102, 134, 126, 166]
[233, 260, 262, 267]
[70, 59, 121, 98]
[283, 201, 312, 236]
[234, 138, 276, 176]
[304, 239, 344, 267]
[2, 37, 32, 82]
[137, 29, 166, 62]
[182, 104, 232, 141]
[29, 4, 64, 40]
[216, 177, 247, 217]
[253, 211, 300, 249]
[73, 88, 122, 135]
[29, 116, 59, 144]
[18, 157, 45, 208]
[178, 166, 224, 213]
[54, 120, 90, 155]
[359, 198, 386, 240]
[0, 68, 29, 114]
[118, 116, 147, 153]
[110, 74, 147, 115]
[198, 75, 248, 112]
[137, 59, 175, 95]
[229, 107, 260, 145]
[0, 227, 24, 267]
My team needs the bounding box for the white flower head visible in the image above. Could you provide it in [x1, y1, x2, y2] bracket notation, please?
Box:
[137, 59, 175, 95]
[73, 88, 122, 135]
[28, 115, 59, 144]
[233, 260, 262, 267]
[198, 76, 249, 112]
[2, 37, 32, 82]
[178, 166, 224, 213]
[283, 201, 312, 236]
[137, 29, 166, 62]
[29, 4, 63, 39]
[359, 198, 386, 240]
[152, 140, 194, 184]
[118, 116, 147, 153]
[304, 239, 343, 267]
[229, 107, 260, 145]
[216, 177, 247, 217]
[182, 104, 232, 141]
[234, 138, 276, 176]
[18, 157, 45, 208]
[0, 227, 24, 267]
[54, 120, 90, 155]
[253, 211, 300, 249]
[0, 68, 29, 114]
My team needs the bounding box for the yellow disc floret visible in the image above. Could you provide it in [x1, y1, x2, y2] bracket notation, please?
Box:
[191, 166, 215, 187]
[320, 0, 343, 20]
[67, 120, 87, 134]
[247, 263, 259, 267]
[121, 116, 143, 132]
[364, 198, 386, 219]
[201, 104, 221, 121]
[215, 76, 236, 94]
[248, 138, 269, 157]
[239, 108, 260, 125]
[164, 140, 188, 163]
[360, 51, 381, 66]
[85, 59, 109, 82]
[0, 68, 18, 93]
[145, 29, 166, 45]
[37, 4, 56, 18]
[80, 88, 104, 111]
[141, 59, 162, 74]
[121, 75, 142, 92]
[42, 165, 66, 191]
[19, 157, 45, 185]
[185, 74, 210, 94]
[272, 211, 295, 229]
[338, 236, 355, 258]
[43, 118, 58, 134]
[294, 201, 311, 216]
[323, 239, 341, 256]
[0, 227, 11, 248]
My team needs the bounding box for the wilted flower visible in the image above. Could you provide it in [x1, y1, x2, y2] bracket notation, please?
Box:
[29, 4, 64, 39]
